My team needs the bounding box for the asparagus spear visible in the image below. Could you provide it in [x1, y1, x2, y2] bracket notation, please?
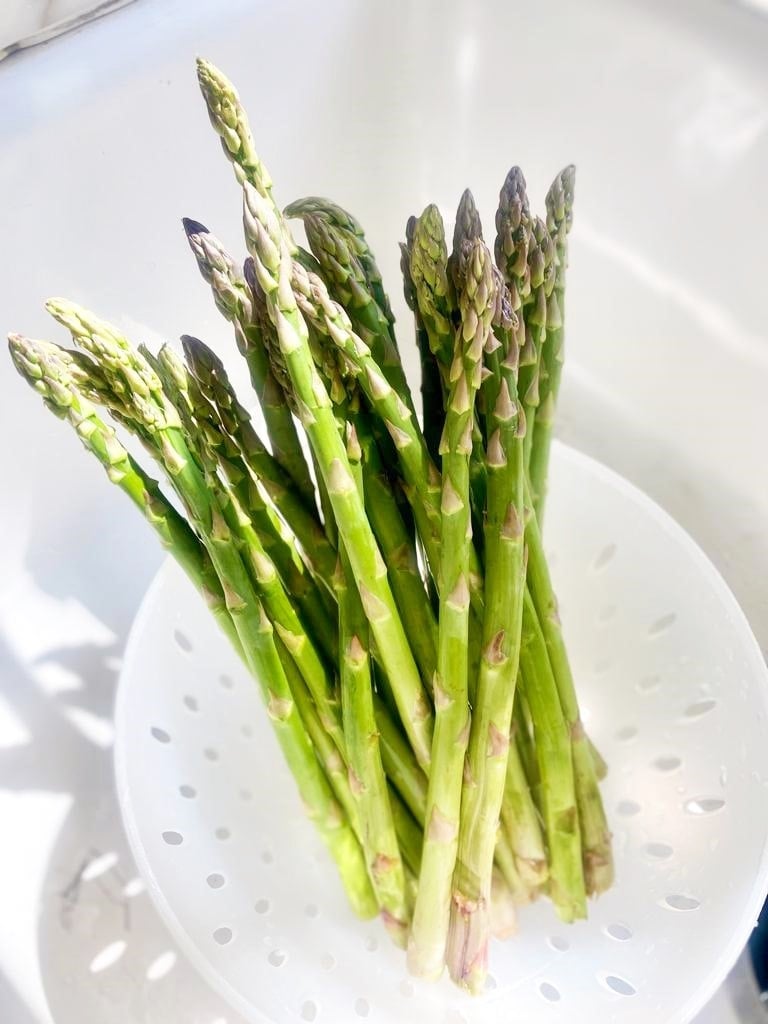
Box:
[518, 217, 555, 468]
[523, 485, 614, 895]
[284, 195, 397, 335]
[180, 328, 337, 587]
[410, 205, 455, 372]
[408, 240, 491, 980]
[293, 212, 406, 397]
[38, 305, 377, 918]
[447, 266, 526, 992]
[242, 183, 434, 769]
[518, 590, 586, 921]
[336, 548, 410, 945]
[182, 218, 316, 507]
[529, 165, 575, 519]
[196, 59, 295, 254]
[8, 334, 242, 653]
[401, 217, 443, 466]
[447, 188, 483, 288]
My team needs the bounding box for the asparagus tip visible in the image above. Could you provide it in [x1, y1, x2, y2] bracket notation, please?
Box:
[182, 216, 209, 238]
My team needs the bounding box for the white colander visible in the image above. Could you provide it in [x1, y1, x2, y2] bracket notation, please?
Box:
[115, 441, 768, 1024]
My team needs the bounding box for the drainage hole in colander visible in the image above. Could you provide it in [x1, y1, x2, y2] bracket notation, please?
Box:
[594, 658, 612, 675]
[662, 894, 700, 912]
[219, 673, 234, 690]
[204, 747, 220, 762]
[305, 903, 319, 918]
[648, 613, 677, 636]
[598, 604, 617, 623]
[644, 841, 673, 859]
[683, 699, 717, 720]
[616, 800, 641, 817]
[301, 1001, 318, 1022]
[601, 974, 636, 996]
[605, 923, 633, 941]
[653, 756, 682, 773]
[365, 936, 379, 952]
[150, 726, 170, 743]
[615, 725, 637, 742]
[161, 830, 183, 845]
[637, 674, 661, 694]
[261, 848, 274, 864]
[183, 694, 199, 712]
[254, 898, 270, 914]
[268, 949, 287, 967]
[179, 784, 196, 798]
[146, 950, 176, 981]
[684, 797, 725, 816]
[206, 873, 225, 889]
[320, 952, 336, 971]
[241, 724, 254, 739]
[592, 543, 616, 571]
[485, 974, 497, 991]
[89, 940, 127, 973]
[354, 998, 370, 1018]
[239, 788, 253, 801]
[539, 982, 561, 1003]
[215, 827, 231, 841]
[173, 629, 193, 653]
[213, 927, 233, 945]
[548, 935, 569, 952]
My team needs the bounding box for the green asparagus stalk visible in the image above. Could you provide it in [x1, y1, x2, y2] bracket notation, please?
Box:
[447, 271, 526, 992]
[152, 340, 337, 662]
[336, 548, 410, 944]
[410, 205, 455, 372]
[529, 166, 575, 519]
[523, 485, 614, 895]
[448, 188, 483, 288]
[180, 328, 337, 587]
[242, 182, 434, 770]
[401, 217, 444, 465]
[519, 217, 555, 468]
[182, 218, 316, 507]
[40, 303, 376, 917]
[518, 590, 586, 922]
[293, 212, 407, 398]
[408, 240, 491, 980]
[8, 334, 242, 653]
[284, 196, 396, 335]
[500, 732, 548, 889]
[196, 59, 295, 253]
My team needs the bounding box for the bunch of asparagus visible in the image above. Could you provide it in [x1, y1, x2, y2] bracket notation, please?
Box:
[8, 60, 612, 992]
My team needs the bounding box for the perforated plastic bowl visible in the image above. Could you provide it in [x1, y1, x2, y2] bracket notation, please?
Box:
[115, 442, 768, 1023]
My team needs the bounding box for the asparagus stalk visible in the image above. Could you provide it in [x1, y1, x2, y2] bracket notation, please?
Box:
[410, 205, 455, 372]
[153, 340, 337, 662]
[180, 329, 337, 587]
[8, 334, 242, 654]
[447, 271, 526, 992]
[529, 165, 575, 519]
[40, 303, 376, 917]
[182, 218, 316, 507]
[523, 485, 614, 895]
[196, 59, 295, 253]
[336, 548, 410, 944]
[401, 217, 443, 465]
[408, 240, 491, 980]
[293, 211, 408, 402]
[242, 183, 434, 770]
[518, 217, 556, 468]
[284, 195, 397, 336]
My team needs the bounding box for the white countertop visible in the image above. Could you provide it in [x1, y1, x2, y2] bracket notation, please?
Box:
[1, 0, 767, 1020]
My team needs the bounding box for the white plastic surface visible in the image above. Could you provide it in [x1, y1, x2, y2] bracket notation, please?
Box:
[115, 442, 768, 1024]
